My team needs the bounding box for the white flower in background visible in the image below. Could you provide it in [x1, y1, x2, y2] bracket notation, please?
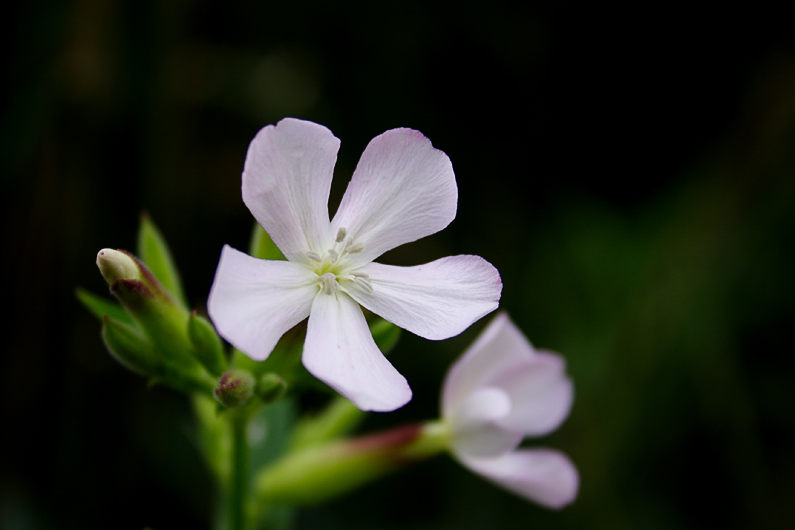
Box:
[442, 312, 578, 508]
[208, 118, 502, 412]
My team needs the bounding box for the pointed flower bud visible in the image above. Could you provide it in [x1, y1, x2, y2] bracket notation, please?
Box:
[93, 247, 218, 397]
[97, 249, 140, 285]
[102, 315, 159, 376]
[188, 312, 227, 377]
[215, 369, 256, 408]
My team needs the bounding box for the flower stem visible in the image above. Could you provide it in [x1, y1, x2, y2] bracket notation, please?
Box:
[227, 411, 250, 530]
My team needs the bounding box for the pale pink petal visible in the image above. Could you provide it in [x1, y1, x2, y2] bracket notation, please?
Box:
[330, 128, 457, 266]
[494, 353, 574, 437]
[461, 449, 579, 509]
[449, 387, 523, 459]
[346, 256, 501, 341]
[303, 291, 412, 412]
[242, 118, 338, 262]
[207, 245, 317, 361]
[442, 313, 536, 418]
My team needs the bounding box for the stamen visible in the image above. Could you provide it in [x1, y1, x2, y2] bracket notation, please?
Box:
[335, 227, 347, 243]
[354, 276, 374, 294]
[327, 249, 339, 263]
[319, 273, 340, 295]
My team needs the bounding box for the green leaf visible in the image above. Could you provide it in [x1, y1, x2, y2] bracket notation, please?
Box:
[249, 223, 285, 260]
[75, 287, 136, 327]
[137, 213, 187, 306]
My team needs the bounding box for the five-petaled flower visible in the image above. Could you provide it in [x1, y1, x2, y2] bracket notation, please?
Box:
[442, 312, 578, 508]
[208, 118, 502, 412]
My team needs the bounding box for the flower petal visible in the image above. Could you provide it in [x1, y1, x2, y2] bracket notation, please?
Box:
[461, 449, 579, 509]
[494, 352, 574, 437]
[242, 118, 338, 262]
[207, 245, 317, 361]
[442, 313, 535, 418]
[330, 128, 457, 266]
[303, 291, 412, 412]
[449, 387, 523, 459]
[347, 256, 501, 341]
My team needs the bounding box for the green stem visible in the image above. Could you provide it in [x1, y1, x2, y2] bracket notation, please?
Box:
[228, 411, 250, 530]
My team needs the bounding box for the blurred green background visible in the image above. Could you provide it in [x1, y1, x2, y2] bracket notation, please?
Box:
[2, 1, 794, 529]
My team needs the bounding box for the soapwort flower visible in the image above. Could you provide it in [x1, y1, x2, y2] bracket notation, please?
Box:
[208, 118, 501, 412]
[442, 313, 578, 508]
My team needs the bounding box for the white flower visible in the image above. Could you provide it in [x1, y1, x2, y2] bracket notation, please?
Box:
[442, 312, 578, 508]
[208, 118, 502, 412]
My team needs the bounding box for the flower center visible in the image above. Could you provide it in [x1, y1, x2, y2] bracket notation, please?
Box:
[307, 227, 373, 295]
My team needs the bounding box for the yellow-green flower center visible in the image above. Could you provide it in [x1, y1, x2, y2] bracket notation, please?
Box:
[307, 227, 373, 295]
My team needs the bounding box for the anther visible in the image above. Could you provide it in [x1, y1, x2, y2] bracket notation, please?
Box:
[319, 273, 340, 295]
[307, 251, 321, 262]
[354, 276, 374, 294]
[327, 249, 339, 263]
[335, 227, 347, 243]
[347, 244, 365, 254]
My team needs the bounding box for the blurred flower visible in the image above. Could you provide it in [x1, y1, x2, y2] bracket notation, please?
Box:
[208, 118, 501, 412]
[442, 312, 578, 508]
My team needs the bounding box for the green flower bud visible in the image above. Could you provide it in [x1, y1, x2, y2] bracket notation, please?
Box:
[215, 369, 256, 408]
[98, 249, 193, 364]
[256, 373, 288, 403]
[102, 315, 159, 376]
[188, 311, 227, 377]
[102, 316, 217, 395]
[255, 421, 449, 507]
[93, 247, 217, 397]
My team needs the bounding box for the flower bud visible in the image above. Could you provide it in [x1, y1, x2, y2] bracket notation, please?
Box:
[214, 369, 256, 408]
[188, 312, 227, 377]
[97, 249, 195, 371]
[102, 315, 159, 376]
[97, 249, 140, 285]
[255, 422, 448, 507]
[256, 373, 288, 403]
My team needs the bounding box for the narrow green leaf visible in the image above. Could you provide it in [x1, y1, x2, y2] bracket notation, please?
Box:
[249, 223, 285, 260]
[137, 213, 187, 306]
[76, 287, 136, 327]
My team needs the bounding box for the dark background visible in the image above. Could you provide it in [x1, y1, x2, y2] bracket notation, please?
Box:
[2, 1, 794, 529]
